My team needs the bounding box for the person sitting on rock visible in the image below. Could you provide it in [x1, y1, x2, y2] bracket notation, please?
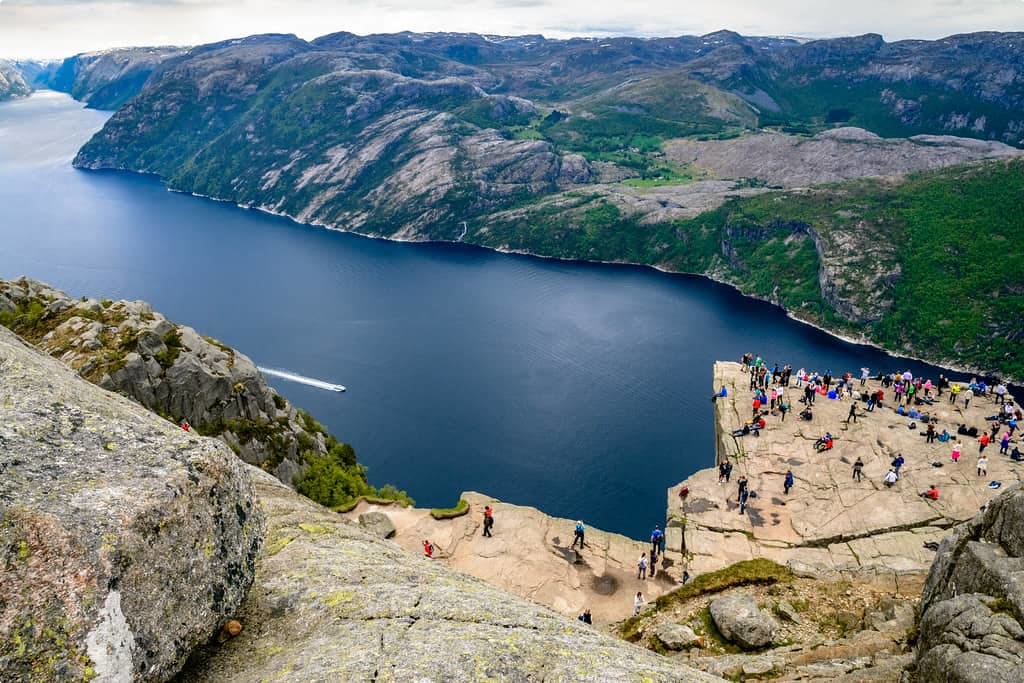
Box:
[814, 433, 834, 452]
[578, 608, 592, 624]
[799, 406, 813, 421]
[921, 485, 939, 501]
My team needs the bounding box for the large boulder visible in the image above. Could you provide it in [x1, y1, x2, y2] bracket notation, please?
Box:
[654, 622, 703, 650]
[358, 511, 396, 538]
[0, 326, 264, 682]
[709, 593, 779, 650]
[176, 469, 723, 682]
[915, 484, 1024, 681]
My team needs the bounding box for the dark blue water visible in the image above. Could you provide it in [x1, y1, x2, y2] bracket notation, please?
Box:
[0, 92, 973, 538]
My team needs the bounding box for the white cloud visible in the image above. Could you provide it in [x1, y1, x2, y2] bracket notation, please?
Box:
[1, 0, 1022, 59]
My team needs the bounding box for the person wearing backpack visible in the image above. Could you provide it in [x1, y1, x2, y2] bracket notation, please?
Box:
[637, 553, 648, 580]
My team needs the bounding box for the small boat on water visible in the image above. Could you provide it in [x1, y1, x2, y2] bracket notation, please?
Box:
[257, 366, 346, 392]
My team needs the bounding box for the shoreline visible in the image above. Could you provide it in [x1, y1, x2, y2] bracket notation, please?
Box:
[154, 179, 1003, 384]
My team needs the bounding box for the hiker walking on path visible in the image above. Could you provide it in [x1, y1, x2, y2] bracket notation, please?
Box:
[571, 520, 585, 550]
[482, 505, 494, 537]
[784, 470, 794, 495]
[978, 455, 989, 477]
[892, 453, 905, 475]
[853, 457, 864, 481]
[637, 553, 648, 580]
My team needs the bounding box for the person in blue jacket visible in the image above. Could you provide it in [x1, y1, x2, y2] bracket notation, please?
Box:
[784, 470, 795, 495]
[650, 526, 664, 555]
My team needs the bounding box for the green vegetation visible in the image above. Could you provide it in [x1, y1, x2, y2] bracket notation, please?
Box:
[619, 559, 792, 641]
[153, 328, 184, 369]
[430, 498, 470, 520]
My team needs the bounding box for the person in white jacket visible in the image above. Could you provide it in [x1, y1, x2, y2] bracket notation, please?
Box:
[633, 591, 645, 616]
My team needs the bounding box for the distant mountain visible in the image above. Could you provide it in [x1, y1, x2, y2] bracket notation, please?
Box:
[41, 46, 188, 109]
[0, 60, 31, 101]
[69, 29, 1024, 376]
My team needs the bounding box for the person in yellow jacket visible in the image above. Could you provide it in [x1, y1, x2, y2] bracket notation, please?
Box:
[949, 383, 962, 404]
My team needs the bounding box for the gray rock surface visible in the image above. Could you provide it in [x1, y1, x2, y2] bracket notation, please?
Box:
[0, 277, 340, 486]
[177, 468, 722, 682]
[0, 325, 263, 682]
[653, 623, 703, 650]
[358, 510, 396, 538]
[915, 484, 1024, 681]
[709, 593, 779, 650]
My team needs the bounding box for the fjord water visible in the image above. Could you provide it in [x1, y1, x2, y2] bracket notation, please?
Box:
[0, 92, 963, 537]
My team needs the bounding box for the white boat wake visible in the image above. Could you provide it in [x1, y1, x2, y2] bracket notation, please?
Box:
[257, 367, 346, 392]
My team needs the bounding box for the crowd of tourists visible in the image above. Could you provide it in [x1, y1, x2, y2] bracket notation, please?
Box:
[718, 353, 1020, 510]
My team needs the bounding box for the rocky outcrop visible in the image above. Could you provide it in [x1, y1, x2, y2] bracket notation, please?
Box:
[915, 484, 1024, 681]
[342, 491, 678, 625]
[358, 511, 396, 538]
[665, 127, 1023, 190]
[0, 277, 344, 486]
[666, 362, 1017, 585]
[177, 468, 721, 682]
[709, 593, 779, 649]
[0, 324, 263, 681]
[654, 623, 703, 650]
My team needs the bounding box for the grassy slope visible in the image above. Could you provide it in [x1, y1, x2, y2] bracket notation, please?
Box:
[481, 158, 1024, 378]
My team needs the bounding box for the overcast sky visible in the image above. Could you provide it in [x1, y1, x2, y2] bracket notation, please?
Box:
[1, 0, 1022, 59]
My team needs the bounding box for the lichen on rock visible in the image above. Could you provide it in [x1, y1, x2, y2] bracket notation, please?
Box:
[0, 325, 264, 682]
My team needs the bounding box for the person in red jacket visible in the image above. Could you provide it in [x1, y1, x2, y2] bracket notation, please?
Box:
[921, 485, 939, 501]
[979, 433, 991, 453]
[423, 540, 434, 558]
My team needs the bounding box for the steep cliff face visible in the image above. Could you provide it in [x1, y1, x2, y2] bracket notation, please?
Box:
[45, 46, 187, 110]
[0, 277, 346, 487]
[915, 485, 1024, 682]
[0, 325, 263, 682]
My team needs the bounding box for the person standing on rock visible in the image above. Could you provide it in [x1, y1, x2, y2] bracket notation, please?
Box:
[979, 432, 991, 453]
[861, 367, 870, 387]
[926, 423, 936, 443]
[482, 505, 494, 537]
[633, 591, 645, 616]
[736, 475, 749, 503]
[978, 454, 989, 477]
[572, 520, 585, 550]
[892, 453, 905, 475]
[718, 460, 729, 484]
[952, 441, 962, 463]
[637, 552, 648, 580]
[1001, 432, 1012, 455]
[784, 470, 794, 495]
[853, 457, 864, 482]
[846, 403, 858, 424]
[650, 546, 659, 578]
[963, 387, 974, 410]
[739, 487, 750, 515]
[650, 526, 663, 556]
